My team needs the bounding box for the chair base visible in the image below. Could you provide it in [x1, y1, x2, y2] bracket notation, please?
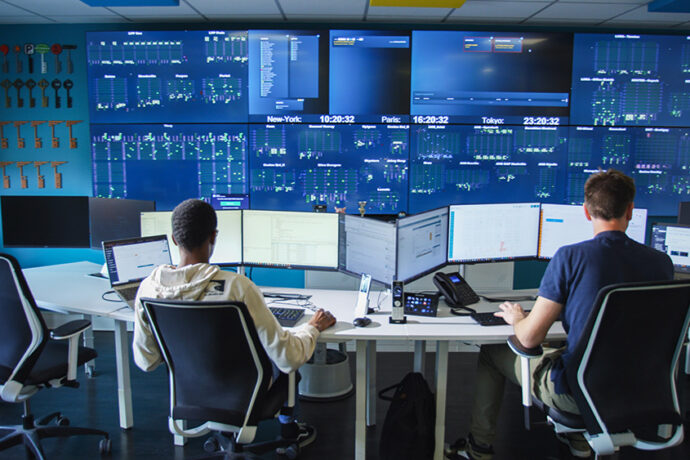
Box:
[0, 413, 110, 460]
[197, 431, 302, 460]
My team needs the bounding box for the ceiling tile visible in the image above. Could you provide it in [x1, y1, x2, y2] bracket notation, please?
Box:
[3, 0, 105, 15]
[527, 2, 635, 20]
[607, 5, 690, 22]
[109, 2, 198, 17]
[186, 0, 280, 15]
[558, 0, 647, 3]
[204, 13, 284, 21]
[45, 14, 128, 23]
[450, 1, 548, 19]
[280, 0, 367, 16]
[367, 6, 451, 19]
[0, 15, 53, 23]
[0, 1, 36, 16]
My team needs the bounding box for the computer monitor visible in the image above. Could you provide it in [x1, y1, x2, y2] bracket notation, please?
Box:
[339, 214, 396, 285]
[89, 197, 155, 249]
[538, 204, 648, 259]
[242, 210, 339, 270]
[396, 207, 448, 283]
[140, 210, 242, 266]
[679, 202, 690, 225]
[650, 223, 690, 274]
[1, 196, 91, 248]
[448, 203, 540, 263]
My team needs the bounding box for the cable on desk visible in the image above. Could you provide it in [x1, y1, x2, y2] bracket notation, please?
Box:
[101, 290, 121, 302]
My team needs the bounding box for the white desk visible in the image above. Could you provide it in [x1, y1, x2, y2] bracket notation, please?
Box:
[24, 262, 566, 460]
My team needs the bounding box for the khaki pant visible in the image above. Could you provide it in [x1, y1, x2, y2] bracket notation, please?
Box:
[469, 344, 580, 449]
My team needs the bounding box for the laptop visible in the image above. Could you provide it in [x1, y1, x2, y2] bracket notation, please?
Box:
[102, 235, 172, 308]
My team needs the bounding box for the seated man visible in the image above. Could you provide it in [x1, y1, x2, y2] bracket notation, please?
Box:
[446, 169, 673, 460]
[132, 199, 336, 447]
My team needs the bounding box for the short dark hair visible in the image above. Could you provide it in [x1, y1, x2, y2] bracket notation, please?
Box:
[584, 169, 636, 220]
[171, 199, 217, 250]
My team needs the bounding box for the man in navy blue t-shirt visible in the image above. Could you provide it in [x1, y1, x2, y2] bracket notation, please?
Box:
[446, 170, 673, 460]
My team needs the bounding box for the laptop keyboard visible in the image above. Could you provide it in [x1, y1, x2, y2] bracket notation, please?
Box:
[269, 307, 305, 327]
[117, 285, 140, 301]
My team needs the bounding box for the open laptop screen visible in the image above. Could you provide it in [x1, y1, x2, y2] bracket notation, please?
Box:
[102, 235, 172, 286]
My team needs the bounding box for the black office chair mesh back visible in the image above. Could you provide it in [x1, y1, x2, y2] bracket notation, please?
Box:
[566, 281, 690, 437]
[143, 299, 275, 427]
[0, 254, 48, 385]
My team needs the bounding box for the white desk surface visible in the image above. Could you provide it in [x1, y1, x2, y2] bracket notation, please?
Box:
[24, 262, 566, 342]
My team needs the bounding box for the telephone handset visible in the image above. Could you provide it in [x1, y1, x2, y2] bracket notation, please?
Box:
[432, 271, 480, 309]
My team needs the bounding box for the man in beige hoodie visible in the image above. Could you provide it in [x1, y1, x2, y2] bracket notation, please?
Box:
[132, 198, 336, 447]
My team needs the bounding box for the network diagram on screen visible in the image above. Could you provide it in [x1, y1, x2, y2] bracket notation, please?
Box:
[86, 30, 690, 215]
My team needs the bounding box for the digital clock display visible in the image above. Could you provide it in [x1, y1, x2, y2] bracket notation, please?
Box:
[319, 115, 356, 123]
[523, 117, 561, 126]
[412, 115, 449, 124]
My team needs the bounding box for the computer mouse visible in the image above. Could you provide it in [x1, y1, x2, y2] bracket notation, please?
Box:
[353, 317, 371, 328]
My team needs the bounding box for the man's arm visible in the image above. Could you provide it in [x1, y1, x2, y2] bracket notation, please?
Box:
[495, 296, 563, 349]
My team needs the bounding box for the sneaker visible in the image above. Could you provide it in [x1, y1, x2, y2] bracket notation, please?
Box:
[555, 432, 592, 458]
[445, 434, 493, 460]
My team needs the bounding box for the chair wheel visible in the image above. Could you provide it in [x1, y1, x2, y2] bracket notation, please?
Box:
[99, 438, 112, 455]
[276, 444, 299, 460]
[56, 416, 70, 426]
[203, 436, 220, 453]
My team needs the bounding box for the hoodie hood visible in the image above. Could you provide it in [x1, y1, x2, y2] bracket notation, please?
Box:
[145, 263, 220, 300]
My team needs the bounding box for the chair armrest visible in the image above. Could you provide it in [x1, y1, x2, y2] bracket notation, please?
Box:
[50, 319, 91, 340]
[50, 319, 92, 383]
[506, 335, 543, 430]
[507, 335, 543, 359]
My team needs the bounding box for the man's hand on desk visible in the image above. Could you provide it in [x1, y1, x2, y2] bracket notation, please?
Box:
[495, 301, 527, 326]
[308, 309, 336, 332]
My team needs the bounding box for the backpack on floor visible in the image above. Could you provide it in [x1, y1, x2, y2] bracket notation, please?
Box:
[378, 371, 435, 460]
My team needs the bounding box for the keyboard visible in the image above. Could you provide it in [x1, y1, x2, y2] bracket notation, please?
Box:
[269, 307, 305, 327]
[471, 310, 531, 326]
[115, 285, 140, 301]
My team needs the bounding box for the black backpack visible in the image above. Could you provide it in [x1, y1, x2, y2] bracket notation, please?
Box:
[379, 372, 435, 460]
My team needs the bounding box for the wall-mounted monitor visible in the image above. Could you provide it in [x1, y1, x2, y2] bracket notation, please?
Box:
[1, 196, 91, 248]
[571, 33, 690, 127]
[86, 30, 248, 123]
[242, 210, 338, 269]
[91, 123, 248, 210]
[249, 123, 408, 214]
[89, 197, 155, 249]
[448, 203, 540, 263]
[396, 207, 448, 283]
[409, 124, 567, 213]
[650, 223, 690, 274]
[538, 204, 648, 259]
[339, 214, 396, 285]
[140, 210, 242, 266]
[411, 31, 573, 125]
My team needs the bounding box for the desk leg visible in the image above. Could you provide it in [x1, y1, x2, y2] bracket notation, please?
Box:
[434, 341, 449, 460]
[414, 340, 426, 374]
[366, 340, 376, 426]
[82, 314, 95, 377]
[113, 319, 134, 429]
[355, 340, 367, 460]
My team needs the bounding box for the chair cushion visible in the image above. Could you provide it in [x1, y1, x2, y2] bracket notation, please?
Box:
[24, 341, 97, 385]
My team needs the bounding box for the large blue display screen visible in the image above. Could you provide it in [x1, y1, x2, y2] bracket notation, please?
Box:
[571, 33, 690, 127]
[91, 124, 248, 210]
[248, 30, 328, 123]
[249, 124, 409, 214]
[409, 124, 567, 213]
[329, 30, 410, 123]
[410, 31, 573, 125]
[86, 30, 248, 123]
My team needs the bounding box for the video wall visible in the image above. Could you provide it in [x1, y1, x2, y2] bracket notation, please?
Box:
[87, 30, 690, 215]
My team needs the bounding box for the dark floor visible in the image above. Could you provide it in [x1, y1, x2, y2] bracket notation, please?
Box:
[1, 332, 689, 459]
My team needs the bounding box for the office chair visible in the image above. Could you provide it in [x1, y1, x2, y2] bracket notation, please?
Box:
[140, 297, 304, 459]
[508, 280, 690, 458]
[0, 253, 111, 459]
